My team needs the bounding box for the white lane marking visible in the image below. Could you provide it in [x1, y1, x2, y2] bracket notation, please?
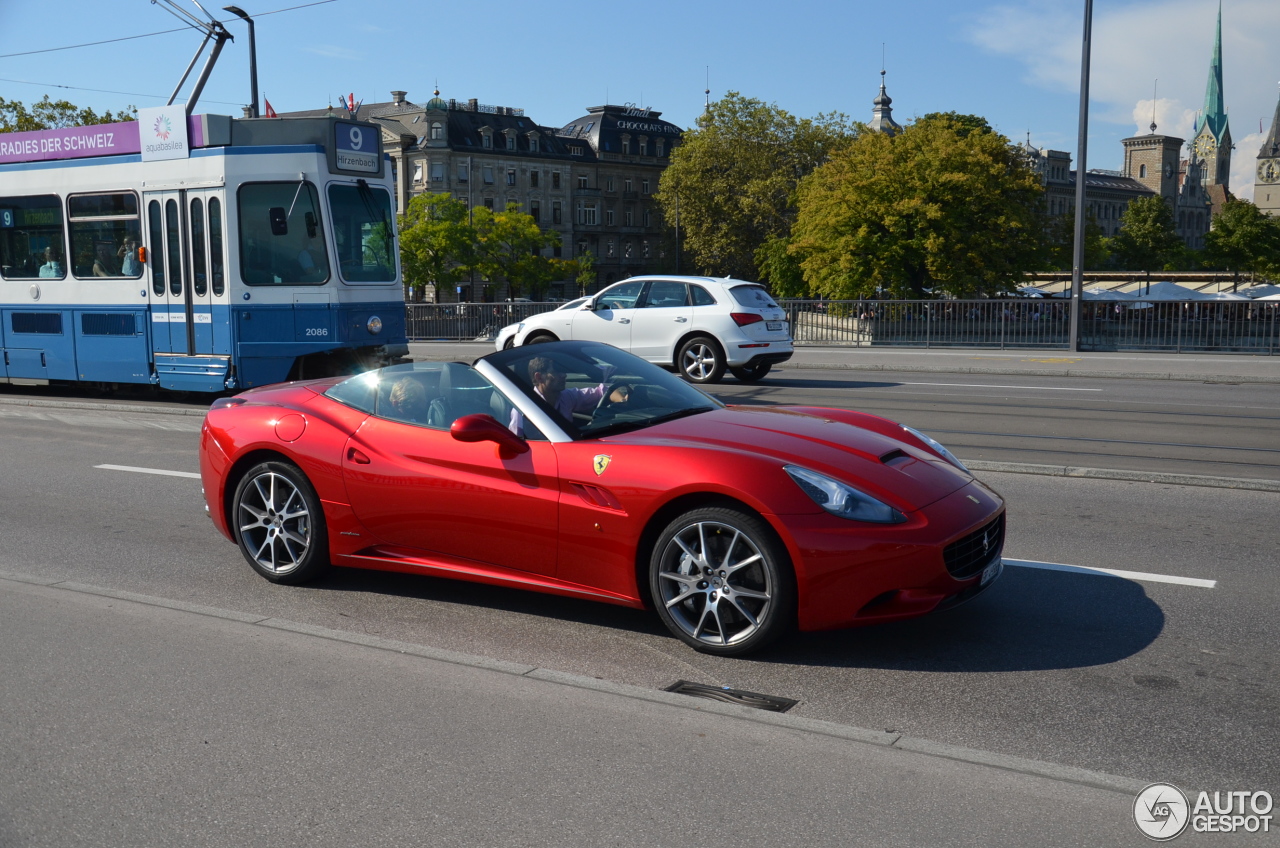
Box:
[899, 382, 1102, 392]
[95, 464, 201, 479]
[1004, 558, 1216, 589]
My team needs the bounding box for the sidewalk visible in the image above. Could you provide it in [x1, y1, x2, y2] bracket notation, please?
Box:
[409, 341, 1280, 383]
[0, 574, 1143, 847]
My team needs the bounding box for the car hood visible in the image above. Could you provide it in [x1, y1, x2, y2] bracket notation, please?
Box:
[615, 405, 973, 511]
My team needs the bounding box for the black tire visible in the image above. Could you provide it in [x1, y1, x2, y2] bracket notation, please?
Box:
[649, 506, 796, 656]
[526, 332, 558, 344]
[232, 461, 330, 585]
[502, 336, 516, 349]
[730, 362, 772, 383]
[677, 336, 726, 384]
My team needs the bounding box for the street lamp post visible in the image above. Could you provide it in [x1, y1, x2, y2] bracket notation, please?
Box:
[222, 6, 258, 118]
[1069, 0, 1093, 352]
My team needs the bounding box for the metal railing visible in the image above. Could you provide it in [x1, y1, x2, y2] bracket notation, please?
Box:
[405, 299, 1280, 354]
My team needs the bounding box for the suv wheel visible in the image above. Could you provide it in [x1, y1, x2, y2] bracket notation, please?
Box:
[730, 362, 772, 383]
[677, 336, 725, 384]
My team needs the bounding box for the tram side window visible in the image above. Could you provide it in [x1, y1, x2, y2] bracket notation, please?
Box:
[68, 192, 142, 279]
[238, 182, 329, 285]
[0, 195, 67, 280]
[329, 183, 396, 282]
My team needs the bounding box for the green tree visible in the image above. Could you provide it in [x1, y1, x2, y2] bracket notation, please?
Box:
[1203, 199, 1280, 283]
[918, 112, 993, 138]
[574, 249, 596, 294]
[1110, 196, 1183, 273]
[1046, 212, 1110, 271]
[397, 193, 476, 295]
[0, 95, 135, 133]
[471, 203, 565, 299]
[789, 113, 1047, 298]
[654, 92, 854, 282]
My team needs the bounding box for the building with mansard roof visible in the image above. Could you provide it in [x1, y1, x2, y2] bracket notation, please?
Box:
[286, 91, 681, 302]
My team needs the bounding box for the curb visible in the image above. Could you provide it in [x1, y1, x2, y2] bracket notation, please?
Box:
[966, 460, 1280, 493]
[0, 396, 207, 417]
[780, 361, 1280, 384]
[0, 571, 1147, 797]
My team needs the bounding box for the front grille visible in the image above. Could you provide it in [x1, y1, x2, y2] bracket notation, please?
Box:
[944, 513, 1005, 579]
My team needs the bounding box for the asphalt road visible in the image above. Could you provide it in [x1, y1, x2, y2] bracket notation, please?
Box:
[0, 375, 1276, 808]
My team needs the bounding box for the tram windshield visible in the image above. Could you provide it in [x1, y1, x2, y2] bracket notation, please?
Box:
[238, 181, 329, 285]
[329, 183, 395, 282]
[0, 195, 67, 280]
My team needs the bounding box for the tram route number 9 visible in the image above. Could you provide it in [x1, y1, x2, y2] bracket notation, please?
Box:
[348, 127, 363, 150]
[305, 328, 329, 337]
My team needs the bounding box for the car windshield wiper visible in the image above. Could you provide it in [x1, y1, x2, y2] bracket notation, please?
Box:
[585, 406, 715, 439]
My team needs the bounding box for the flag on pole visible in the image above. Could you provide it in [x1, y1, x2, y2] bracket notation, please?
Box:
[348, 93, 355, 112]
[263, 98, 278, 118]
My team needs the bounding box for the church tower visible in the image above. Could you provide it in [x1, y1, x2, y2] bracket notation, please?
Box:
[1191, 2, 1232, 190]
[867, 70, 901, 137]
[1257, 85, 1280, 217]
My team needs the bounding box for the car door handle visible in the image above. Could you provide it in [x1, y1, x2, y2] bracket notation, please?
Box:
[618, 318, 630, 324]
[347, 447, 371, 465]
[673, 317, 688, 322]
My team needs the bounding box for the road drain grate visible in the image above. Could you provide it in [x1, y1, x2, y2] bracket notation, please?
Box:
[663, 680, 798, 713]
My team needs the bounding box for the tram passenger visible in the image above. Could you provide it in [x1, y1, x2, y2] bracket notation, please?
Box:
[38, 246, 63, 278]
[119, 239, 142, 276]
[92, 241, 117, 277]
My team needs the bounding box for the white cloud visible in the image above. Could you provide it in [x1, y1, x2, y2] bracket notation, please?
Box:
[1131, 97, 1197, 139]
[1230, 131, 1263, 201]
[969, 0, 1280, 143]
[304, 45, 361, 61]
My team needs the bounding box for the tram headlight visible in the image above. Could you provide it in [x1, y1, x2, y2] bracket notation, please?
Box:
[367, 316, 383, 335]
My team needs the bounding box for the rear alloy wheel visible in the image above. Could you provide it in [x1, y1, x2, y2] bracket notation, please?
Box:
[677, 336, 725, 384]
[729, 362, 772, 383]
[650, 507, 795, 656]
[232, 461, 329, 584]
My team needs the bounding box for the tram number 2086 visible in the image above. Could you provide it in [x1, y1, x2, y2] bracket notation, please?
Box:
[304, 328, 329, 337]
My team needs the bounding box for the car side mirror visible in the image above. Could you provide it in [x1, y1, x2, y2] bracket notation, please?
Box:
[269, 207, 288, 236]
[450, 413, 529, 459]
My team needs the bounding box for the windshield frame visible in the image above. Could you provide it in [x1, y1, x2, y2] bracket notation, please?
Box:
[479, 341, 722, 442]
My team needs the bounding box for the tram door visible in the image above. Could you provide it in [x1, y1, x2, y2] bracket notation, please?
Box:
[144, 190, 216, 357]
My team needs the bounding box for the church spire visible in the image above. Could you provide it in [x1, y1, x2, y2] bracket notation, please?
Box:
[1198, 1, 1228, 143]
[868, 68, 901, 137]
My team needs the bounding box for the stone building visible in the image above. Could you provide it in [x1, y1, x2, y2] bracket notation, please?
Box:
[303, 91, 682, 302]
[1256, 86, 1280, 217]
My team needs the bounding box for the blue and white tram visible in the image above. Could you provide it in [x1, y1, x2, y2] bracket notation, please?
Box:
[0, 113, 408, 393]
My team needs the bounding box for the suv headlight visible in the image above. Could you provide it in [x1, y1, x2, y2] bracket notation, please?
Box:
[901, 425, 968, 473]
[785, 466, 906, 524]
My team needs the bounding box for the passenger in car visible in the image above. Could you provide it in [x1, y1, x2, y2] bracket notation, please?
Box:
[387, 376, 431, 424]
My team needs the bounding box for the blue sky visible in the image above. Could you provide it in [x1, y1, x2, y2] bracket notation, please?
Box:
[2, 0, 1278, 199]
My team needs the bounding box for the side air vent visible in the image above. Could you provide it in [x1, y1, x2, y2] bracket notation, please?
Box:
[11, 312, 62, 334]
[570, 482, 622, 511]
[81, 313, 138, 336]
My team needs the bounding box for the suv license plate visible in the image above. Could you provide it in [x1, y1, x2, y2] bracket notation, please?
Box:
[980, 559, 1002, 586]
[766, 321, 785, 331]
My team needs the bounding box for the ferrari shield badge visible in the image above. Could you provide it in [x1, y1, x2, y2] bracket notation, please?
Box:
[593, 454, 612, 476]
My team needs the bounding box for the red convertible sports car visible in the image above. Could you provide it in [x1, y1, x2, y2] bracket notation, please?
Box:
[200, 341, 1004, 656]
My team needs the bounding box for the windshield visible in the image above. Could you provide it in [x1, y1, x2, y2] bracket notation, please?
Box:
[486, 341, 721, 439]
[238, 181, 328, 285]
[329, 183, 396, 282]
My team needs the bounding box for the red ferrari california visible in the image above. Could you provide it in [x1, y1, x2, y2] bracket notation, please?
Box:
[200, 341, 1004, 656]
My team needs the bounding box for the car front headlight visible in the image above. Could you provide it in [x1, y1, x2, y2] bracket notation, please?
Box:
[901, 425, 968, 473]
[784, 466, 906, 524]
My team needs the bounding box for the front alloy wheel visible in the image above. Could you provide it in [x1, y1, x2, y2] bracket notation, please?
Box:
[232, 461, 329, 584]
[650, 507, 794, 655]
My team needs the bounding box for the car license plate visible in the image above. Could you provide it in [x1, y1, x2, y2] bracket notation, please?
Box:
[766, 321, 785, 331]
[980, 559, 1002, 586]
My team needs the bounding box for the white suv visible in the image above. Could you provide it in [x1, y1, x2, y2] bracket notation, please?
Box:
[494, 276, 793, 383]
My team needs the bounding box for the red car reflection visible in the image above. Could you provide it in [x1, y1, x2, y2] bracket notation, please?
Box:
[200, 341, 1004, 656]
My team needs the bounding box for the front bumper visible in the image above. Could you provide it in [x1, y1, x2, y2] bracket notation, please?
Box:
[778, 479, 1005, 631]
